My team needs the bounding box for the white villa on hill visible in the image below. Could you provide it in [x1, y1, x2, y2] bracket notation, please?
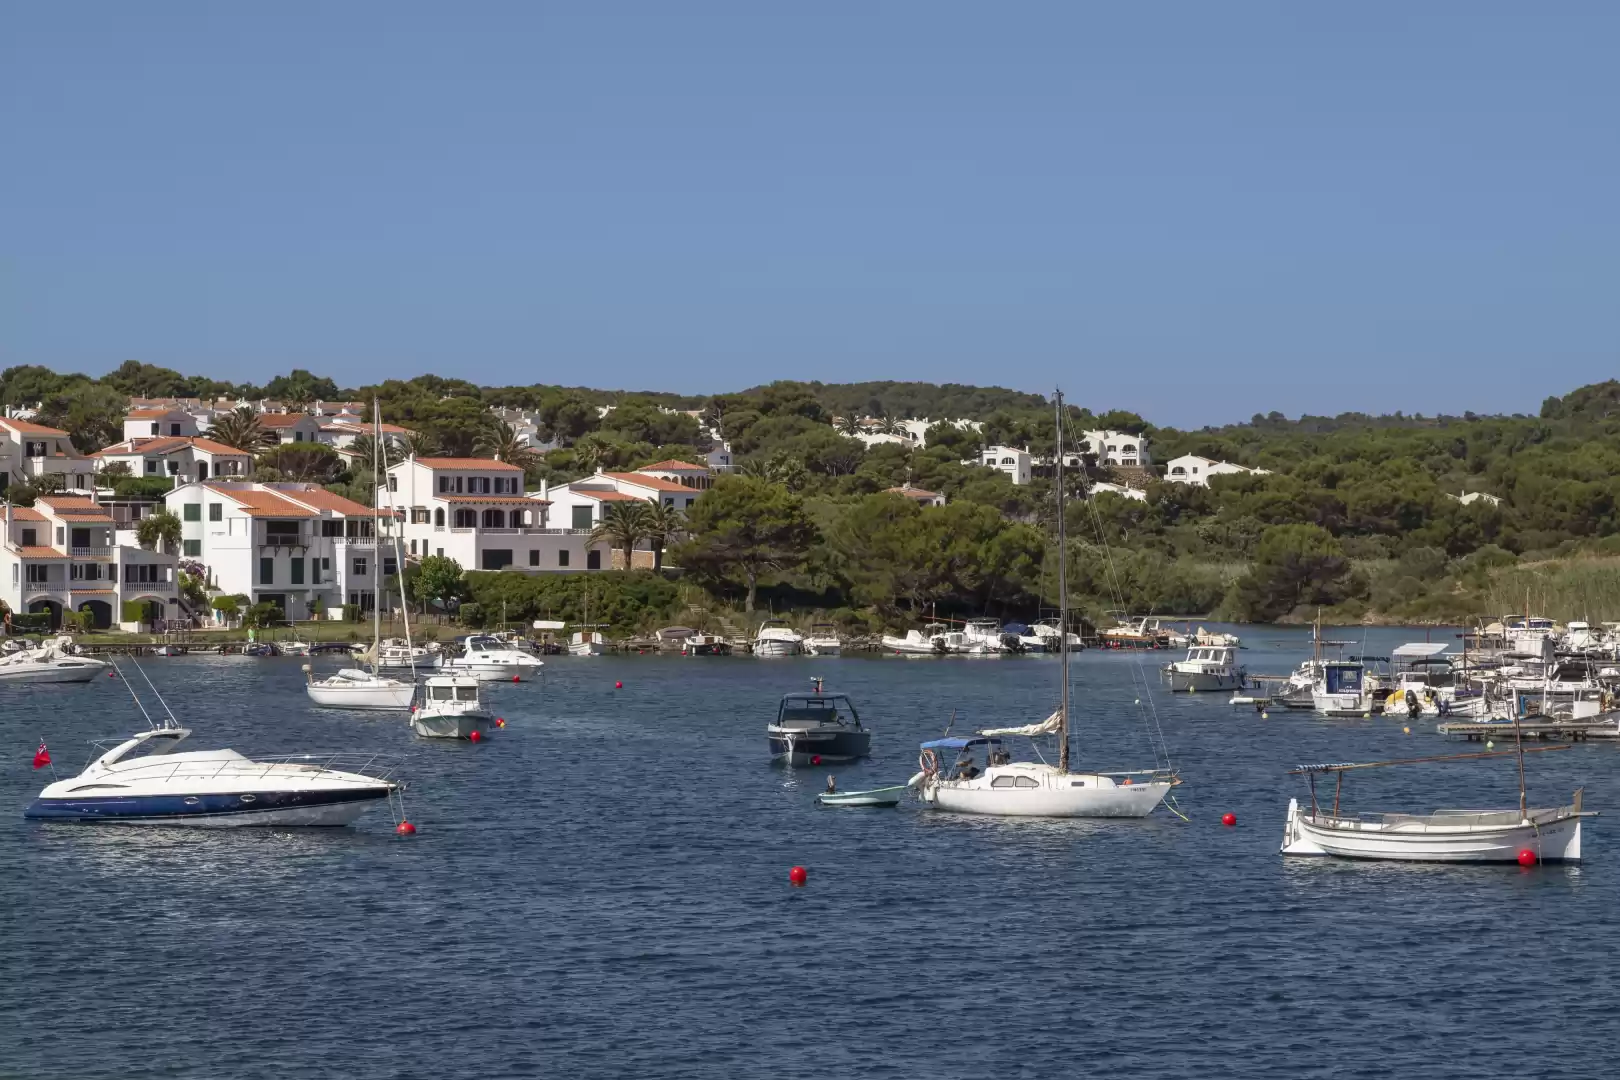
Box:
[0, 418, 93, 495]
[1079, 430, 1150, 467]
[92, 437, 253, 484]
[1163, 454, 1270, 487]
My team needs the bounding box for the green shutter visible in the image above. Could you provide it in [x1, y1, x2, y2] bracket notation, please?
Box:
[182, 503, 201, 521]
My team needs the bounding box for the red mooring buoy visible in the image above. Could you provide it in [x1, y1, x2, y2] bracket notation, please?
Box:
[789, 866, 808, 887]
[395, 821, 416, 836]
[615, 681, 623, 689]
[469, 730, 482, 743]
[496, 717, 506, 728]
[1221, 812, 1237, 827]
[512, 675, 520, 683]
[1517, 848, 1537, 868]
[811, 755, 822, 766]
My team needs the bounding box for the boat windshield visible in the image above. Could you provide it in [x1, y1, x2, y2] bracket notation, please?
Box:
[456, 685, 479, 701]
[775, 694, 859, 728]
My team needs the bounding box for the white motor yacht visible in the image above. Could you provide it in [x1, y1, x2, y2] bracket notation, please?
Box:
[24, 725, 398, 827]
[752, 620, 804, 657]
[1163, 643, 1245, 693]
[1029, 618, 1084, 652]
[367, 639, 443, 671]
[411, 674, 494, 739]
[962, 618, 1010, 653]
[881, 626, 947, 655]
[0, 636, 108, 683]
[445, 635, 544, 680]
[304, 665, 416, 710]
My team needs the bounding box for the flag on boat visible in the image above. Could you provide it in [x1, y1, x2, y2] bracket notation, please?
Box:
[32, 741, 50, 769]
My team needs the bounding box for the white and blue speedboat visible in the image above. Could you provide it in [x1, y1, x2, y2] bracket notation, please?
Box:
[24, 726, 399, 827]
[768, 678, 872, 765]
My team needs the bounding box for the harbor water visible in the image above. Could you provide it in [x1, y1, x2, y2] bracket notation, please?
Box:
[3, 625, 1618, 1078]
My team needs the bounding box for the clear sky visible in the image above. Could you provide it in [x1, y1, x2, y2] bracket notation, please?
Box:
[3, 2, 1615, 427]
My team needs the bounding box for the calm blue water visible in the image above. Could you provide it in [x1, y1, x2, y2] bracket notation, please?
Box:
[3, 625, 1618, 1079]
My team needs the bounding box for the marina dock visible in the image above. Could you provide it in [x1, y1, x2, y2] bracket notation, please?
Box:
[1437, 718, 1620, 741]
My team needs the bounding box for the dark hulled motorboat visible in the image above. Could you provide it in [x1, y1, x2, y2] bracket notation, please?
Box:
[768, 678, 872, 766]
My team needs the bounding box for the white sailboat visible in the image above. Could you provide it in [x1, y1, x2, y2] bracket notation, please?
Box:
[306, 402, 416, 711]
[913, 389, 1178, 818]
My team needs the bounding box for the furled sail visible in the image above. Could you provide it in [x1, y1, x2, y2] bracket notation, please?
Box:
[978, 710, 1062, 738]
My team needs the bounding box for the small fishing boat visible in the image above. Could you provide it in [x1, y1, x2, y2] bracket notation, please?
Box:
[817, 785, 906, 808]
[768, 677, 871, 765]
[1162, 643, 1244, 693]
[681, 632, 731, 656]
[1280, 737, 1593, 863]
[410, 674, 493, 739]
[568, 629, 607, 656]
[803, 624, 843, 656]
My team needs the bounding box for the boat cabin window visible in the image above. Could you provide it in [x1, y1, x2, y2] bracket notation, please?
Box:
[776, 695, 858, 727]
[991, 775, 1016, 788]
[430, 685, 454, 700]
[456, 685, 479, 701]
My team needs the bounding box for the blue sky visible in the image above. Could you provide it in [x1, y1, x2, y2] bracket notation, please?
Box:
[3, 2, 1614, 427]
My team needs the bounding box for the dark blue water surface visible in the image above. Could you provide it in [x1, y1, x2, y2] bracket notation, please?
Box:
[4, 625, 1619, 1079]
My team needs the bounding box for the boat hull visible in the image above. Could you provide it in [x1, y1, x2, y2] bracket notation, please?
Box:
[306, 682, 416, 710]
[1164, 668, 1242, 693]
[410, 709, 492, 739]
[817, 786, 906, 807]
[445, 661, 542, 681]
[0, 660, 108, 683]
[1280, 797, 1585, 862]
[768, 727, 871, 765]
[924, 777, 1172, 818]
[23, 787, 390, 827]
[753, 640, 802, 657]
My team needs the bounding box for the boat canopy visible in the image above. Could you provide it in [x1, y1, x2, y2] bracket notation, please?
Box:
[1392, 642, 1449, 660]
[920, 736, 1004, 750]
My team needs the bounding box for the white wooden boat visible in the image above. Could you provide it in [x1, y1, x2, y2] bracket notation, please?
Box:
[1162, 643, 1244, 693]
[568, 630, 607, 656]
[1280, 743, 1592, 864]
[816, 785, 906, 808]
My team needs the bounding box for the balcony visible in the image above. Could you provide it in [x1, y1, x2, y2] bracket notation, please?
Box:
[335, 536, 380, 548]
[123, 579, 175, 593]
[70, 545, 114, 557]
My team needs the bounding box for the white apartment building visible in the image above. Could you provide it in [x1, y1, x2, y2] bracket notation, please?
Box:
[257, 413, 327, 445]
[383, 456, 610, 574]
[1163, 454, 1270, 487]
[166, 481, 388, 620]
[977, 445, 1033, 485]
[1080, 430, 1151, 467]
[91, 437, 253, 485]
[538, 465, 710, 531]
[0, 418, 94, 495]
[2, 495, 179, 630]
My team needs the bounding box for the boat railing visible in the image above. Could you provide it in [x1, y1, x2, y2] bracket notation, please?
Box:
[109, 752, 401, 786]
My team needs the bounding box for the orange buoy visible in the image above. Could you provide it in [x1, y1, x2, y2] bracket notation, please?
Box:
[788, 865, 808, 887]
[1517, 848, 1537, 868]
[1221, 812, 1237, 827]
[1122, 777, 1133, 786]
[395, 821, 416, 836]
[469, 730, 482, 743]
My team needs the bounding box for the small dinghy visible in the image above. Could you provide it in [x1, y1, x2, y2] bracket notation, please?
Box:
[816, 785, 907, 808]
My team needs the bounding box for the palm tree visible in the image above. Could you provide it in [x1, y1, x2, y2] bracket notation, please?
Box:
[641, 503, 686, 572]
[878, 416, 910, 436]
[834, 415, 863, 436]
[589, 501, 651, 571]
[404, 430, 441, 458]
[348, 434, 401, 481]
[136, 509, 182, 553]
[474, 419, 538, 470]
[206, 406, 276, 453]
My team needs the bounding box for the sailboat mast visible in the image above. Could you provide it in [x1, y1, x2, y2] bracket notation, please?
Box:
[372, 399, 382, 662]
[1055, 388, 1070, 775]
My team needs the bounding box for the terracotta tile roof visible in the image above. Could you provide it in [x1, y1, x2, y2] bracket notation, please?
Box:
[203, 485, 316, 518]
[322, 420, 413, 434]
[605, 472, 692, 493]
[93, 436, 250, 458]
[639, 459, 709, 472]
[257, 413, 314, 428]
[886, 485, 942, 498]
[415, 457, 523, 472]
[0, 418, 70, 436]
[125, 409, 172, 420]
[573, 489, 646, 502]
[7, 507, 46, 521]
[438, 495, 544, 504]
[36, 496, 115, 522]
[16, 546, 68, 559]
[277, 488, 386, 517]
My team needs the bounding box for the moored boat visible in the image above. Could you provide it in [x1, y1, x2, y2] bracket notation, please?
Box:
[1163, 643, 1244, 693]
[0, 636, 107, 683]
[410, 674, 493, 739]
[768, 677, 871, 765]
